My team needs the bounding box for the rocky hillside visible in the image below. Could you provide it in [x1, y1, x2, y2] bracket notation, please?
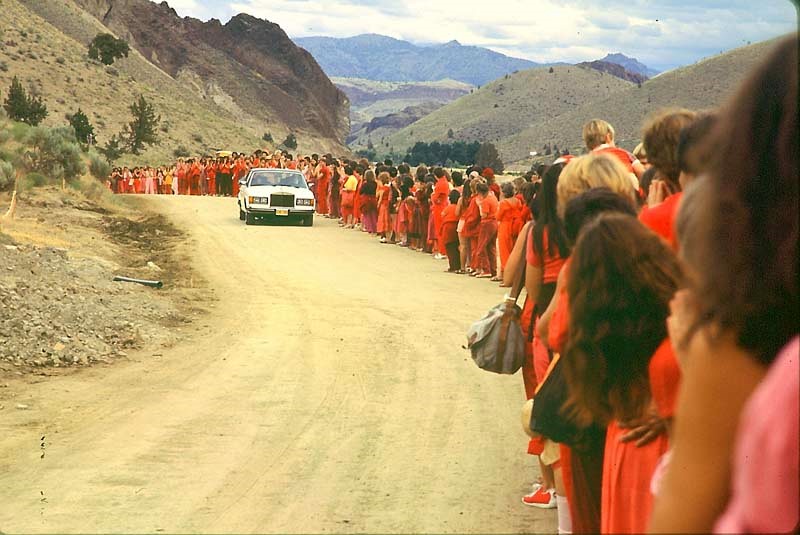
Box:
[347, 102, 444, 150]
[498, 38, 781, 163]
[577, 61, 648, 84]
[601, 53, 660, 78]
[296, 34, 543, 86]
[382, 65, 633, 155]
[15, 0, 349, 160]
[334, 77, 472, 142]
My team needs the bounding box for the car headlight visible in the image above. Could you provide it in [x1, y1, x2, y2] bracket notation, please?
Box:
[249, 196, 269, 205]
[296, 198, 314, 206]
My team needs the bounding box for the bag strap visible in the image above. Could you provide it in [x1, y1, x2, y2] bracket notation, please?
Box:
[507, 227, 530, 306]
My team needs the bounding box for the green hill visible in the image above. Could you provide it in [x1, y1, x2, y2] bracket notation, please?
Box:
[383, 65, 633, 155]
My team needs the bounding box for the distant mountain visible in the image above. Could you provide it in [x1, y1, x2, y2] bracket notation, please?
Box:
[347, 102, 444, 148]
[601, 53, 660, 78]
[294, 34, 543, 86]
[577, 61, 648, 84]
[333, 77, 472, 137]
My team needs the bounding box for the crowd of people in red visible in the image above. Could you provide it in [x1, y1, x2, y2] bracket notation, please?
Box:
[107, 35, 797, 535]
[505, 36, 797, 534]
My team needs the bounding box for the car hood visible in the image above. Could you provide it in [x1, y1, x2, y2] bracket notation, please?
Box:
[247, 185, 313, 198]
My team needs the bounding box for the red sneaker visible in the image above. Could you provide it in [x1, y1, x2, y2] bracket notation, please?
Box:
[522, 487, 556, 508]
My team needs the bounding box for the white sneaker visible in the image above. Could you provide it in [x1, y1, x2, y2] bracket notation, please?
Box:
[434, 253, 447, 260]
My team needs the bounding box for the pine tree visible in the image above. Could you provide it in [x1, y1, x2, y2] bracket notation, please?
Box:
[3, 76, 48, 125]
[99, 134, 124, 163]
[88, 34, 130, 65]
[124, 95, 160, 154]
[474, 142, 504, 173]
[68, 109, 94, 145]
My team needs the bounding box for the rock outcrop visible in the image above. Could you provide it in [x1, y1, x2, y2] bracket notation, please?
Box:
[72, 0, 350, 147]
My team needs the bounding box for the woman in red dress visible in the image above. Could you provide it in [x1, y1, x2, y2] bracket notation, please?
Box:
[562, 214, 682, 534]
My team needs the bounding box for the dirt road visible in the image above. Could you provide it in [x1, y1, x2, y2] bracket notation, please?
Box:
[0, 196, 555, 533]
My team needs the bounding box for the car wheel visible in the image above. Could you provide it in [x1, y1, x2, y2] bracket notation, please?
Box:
[245, 212, 257, 225]
[239, 203, 246, 221]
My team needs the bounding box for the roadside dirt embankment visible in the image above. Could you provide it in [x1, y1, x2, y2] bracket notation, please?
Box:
[0, 187, 208, 380]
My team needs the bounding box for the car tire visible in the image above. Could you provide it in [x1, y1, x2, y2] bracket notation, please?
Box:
[245, 213, 257, 225]
[239, 206, 246, 221]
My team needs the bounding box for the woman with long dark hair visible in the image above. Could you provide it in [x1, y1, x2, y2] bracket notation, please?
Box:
[564, 214, 683, 534]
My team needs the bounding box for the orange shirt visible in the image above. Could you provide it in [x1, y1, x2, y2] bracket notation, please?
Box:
[639, 192, 682, 249]
[477, 193, 499, 220]
[441, 204, 460, 224]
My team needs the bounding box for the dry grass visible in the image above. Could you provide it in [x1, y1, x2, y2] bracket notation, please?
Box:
[497, 38, 783, 162]
[384, 65, 633, 154]
[0, 0, 328, 166]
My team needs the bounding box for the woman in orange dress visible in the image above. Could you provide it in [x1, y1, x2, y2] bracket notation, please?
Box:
[496, 182, 523, 282]
[562, 213, 682, 534]
[376, 172, 391, 240]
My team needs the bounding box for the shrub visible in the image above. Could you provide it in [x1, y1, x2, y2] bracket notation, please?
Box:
[87, 34, 130, 65]
[88, 152, 110, 179]
[282, 133, 297, 150]
[11, 122, 30, 142]
[26, 126, 86, 182]
[191, 133, 203, 143]
[56, 57, 66, 65]
[0, 160, 14, 191]
[0, 129, 10, 145]
[27, 172, 47, 187]
[262, 132, 273, 143]
[173, 145, 190, 158]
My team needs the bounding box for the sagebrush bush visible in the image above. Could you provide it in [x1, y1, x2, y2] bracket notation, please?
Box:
[0, 129, 10, 145]
[26, 126, 86, 181]
[27, 172, 48, 187]
[0, 160, 14, 191]
[11, 122, 30, 142]
[88, 152, 110, 179]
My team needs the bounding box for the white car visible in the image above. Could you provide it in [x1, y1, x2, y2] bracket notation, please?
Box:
[237, 168, 315, 226]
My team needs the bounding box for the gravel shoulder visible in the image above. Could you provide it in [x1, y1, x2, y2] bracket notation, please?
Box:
[0, 194, 555, 534]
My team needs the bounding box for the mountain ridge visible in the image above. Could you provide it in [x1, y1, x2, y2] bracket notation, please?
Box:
[601, 52, 660, 78]
[294, 34, 544, 86]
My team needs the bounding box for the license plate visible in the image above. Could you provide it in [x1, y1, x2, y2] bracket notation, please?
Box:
[276, 209, 289, 216]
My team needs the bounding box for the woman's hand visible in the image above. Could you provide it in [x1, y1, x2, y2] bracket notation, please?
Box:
[647, 179, 670, 208]
[667, 289, 697, 368]
[618, 406, 667, 447]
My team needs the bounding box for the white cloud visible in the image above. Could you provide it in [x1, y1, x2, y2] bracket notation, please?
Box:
[172, 0, 797, 70]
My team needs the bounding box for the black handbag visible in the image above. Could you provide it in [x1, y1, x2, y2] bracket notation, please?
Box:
[529, 356, 603, 448]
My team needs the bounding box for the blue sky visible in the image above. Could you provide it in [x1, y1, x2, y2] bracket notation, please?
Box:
[167, 0, 797, 71]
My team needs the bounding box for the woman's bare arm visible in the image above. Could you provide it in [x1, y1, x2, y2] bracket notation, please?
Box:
[649, 329, 766, 533]
[537, 264, 567, 344]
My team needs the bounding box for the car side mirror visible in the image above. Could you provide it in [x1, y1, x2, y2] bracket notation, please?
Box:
[239, 179, 247, 186]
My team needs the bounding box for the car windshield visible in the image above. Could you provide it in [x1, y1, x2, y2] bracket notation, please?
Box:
[249, 171, 307, 188]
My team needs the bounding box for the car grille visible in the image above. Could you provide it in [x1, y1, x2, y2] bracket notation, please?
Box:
[270, 194, 295, 208]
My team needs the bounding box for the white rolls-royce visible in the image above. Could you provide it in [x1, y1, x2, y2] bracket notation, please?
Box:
[237, 168, 315, 226]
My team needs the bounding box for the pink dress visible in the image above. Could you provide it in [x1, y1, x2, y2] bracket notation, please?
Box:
[714, 336, 799, 533]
